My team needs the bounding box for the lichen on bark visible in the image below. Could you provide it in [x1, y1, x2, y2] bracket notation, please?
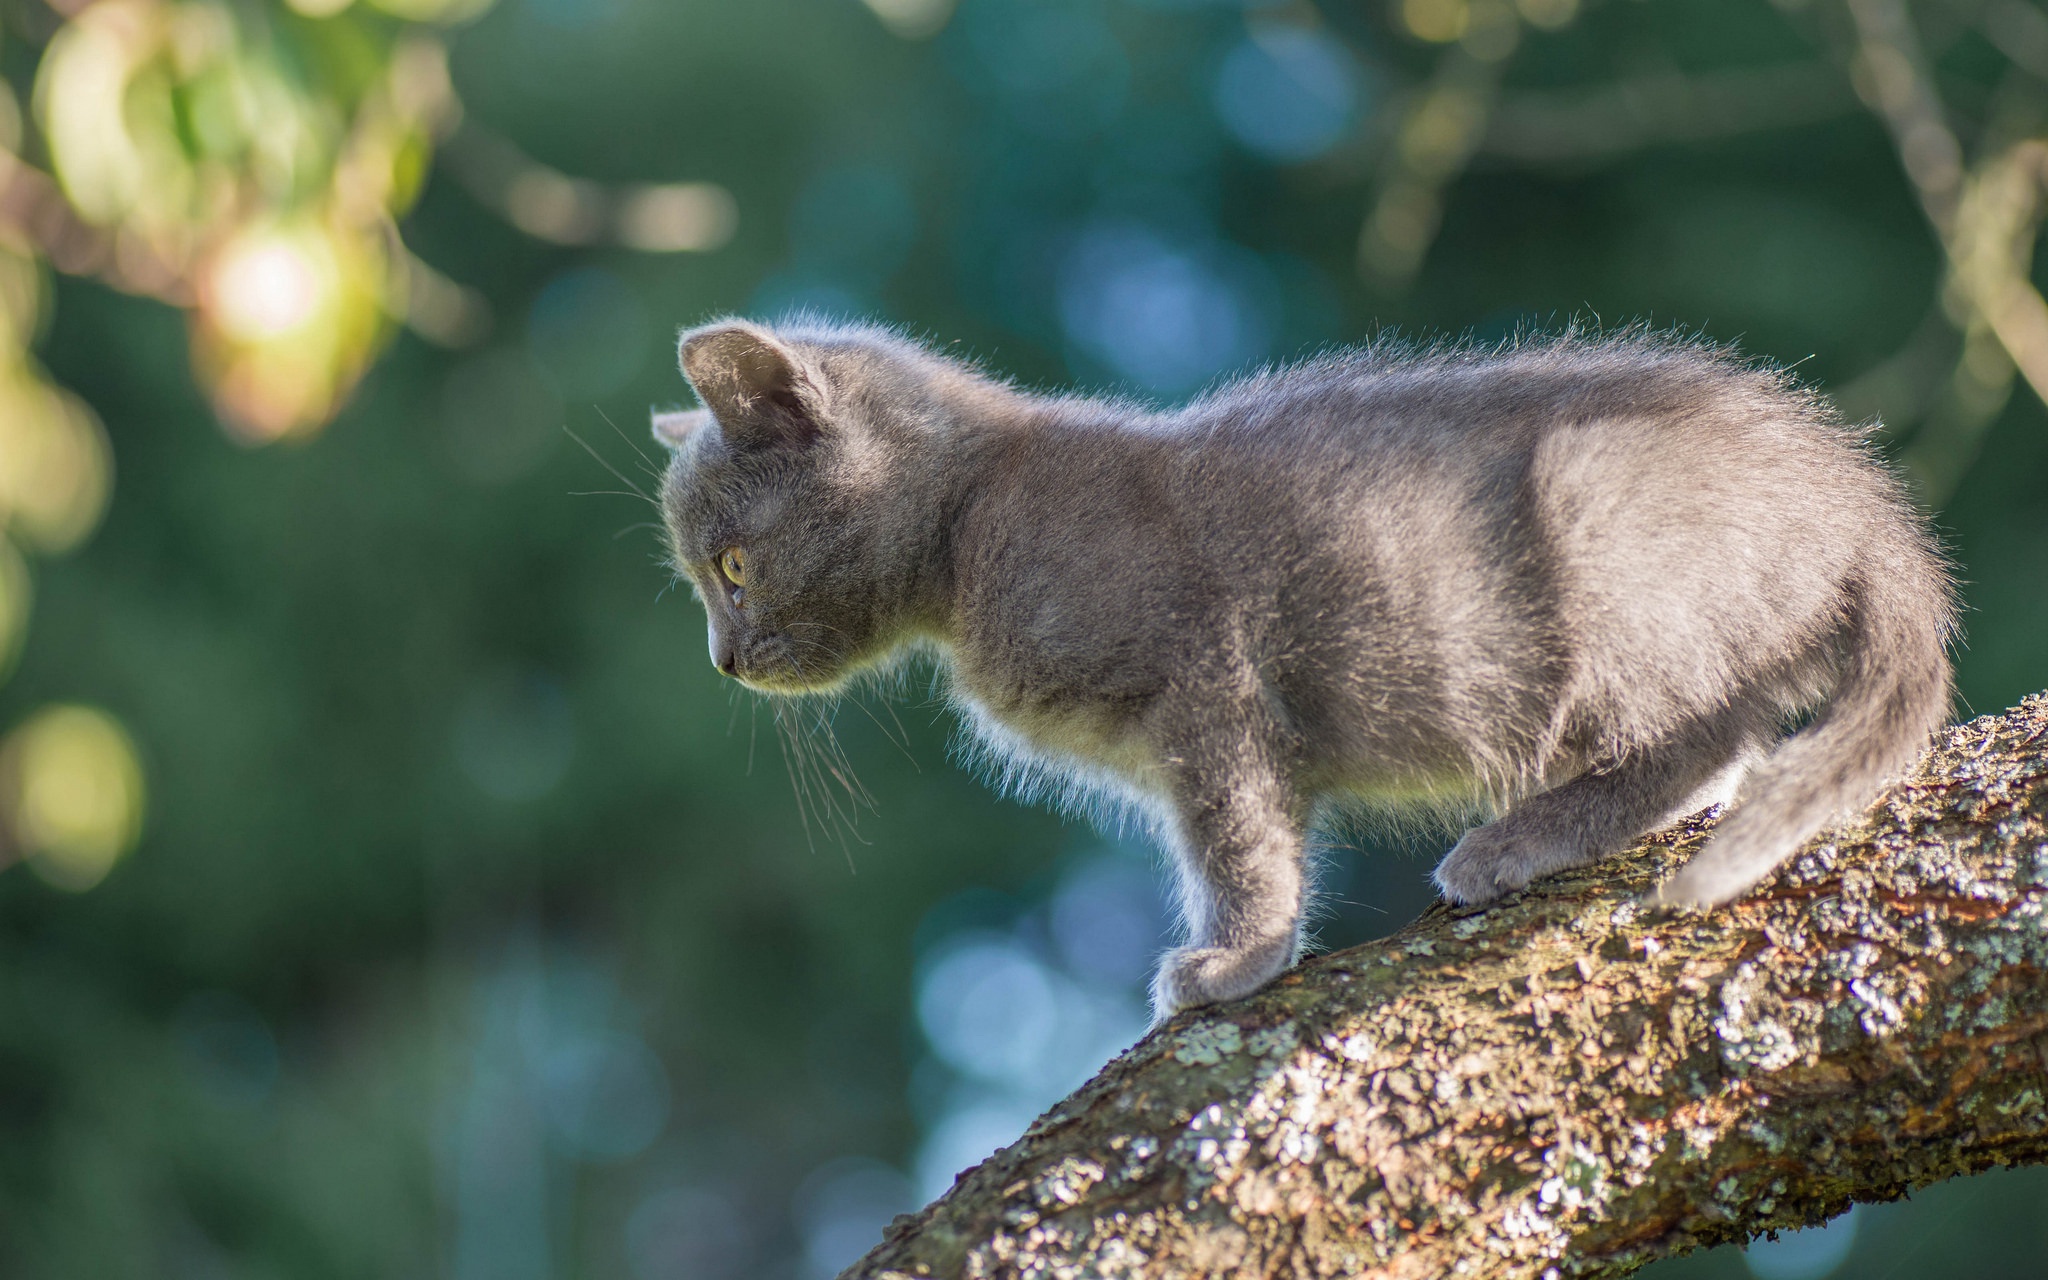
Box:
[849, 694, 2048, 1280]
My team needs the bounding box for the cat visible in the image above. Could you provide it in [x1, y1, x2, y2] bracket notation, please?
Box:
[652, 318, 1955, 1020]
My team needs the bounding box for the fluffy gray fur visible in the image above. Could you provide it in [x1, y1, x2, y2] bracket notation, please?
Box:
[654, 319, 1956, 1020]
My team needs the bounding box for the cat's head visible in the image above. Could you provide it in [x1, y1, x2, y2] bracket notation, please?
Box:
[655, 319, 950, 693]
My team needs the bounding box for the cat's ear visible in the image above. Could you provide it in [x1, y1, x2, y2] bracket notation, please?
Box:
[651, 407, 709, 450]
[678, 323, 823, 450]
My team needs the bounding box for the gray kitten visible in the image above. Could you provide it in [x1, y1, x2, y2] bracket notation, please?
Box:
[653, 319, 1954, 1019]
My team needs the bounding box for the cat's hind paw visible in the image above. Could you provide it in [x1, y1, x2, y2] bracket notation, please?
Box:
[1148, 937, 1294, 1024]
[1646, 855, 1760, 910]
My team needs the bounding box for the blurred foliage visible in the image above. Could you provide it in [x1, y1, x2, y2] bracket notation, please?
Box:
[0, 0, 734, 903]
[0, 0, 2044, 1278]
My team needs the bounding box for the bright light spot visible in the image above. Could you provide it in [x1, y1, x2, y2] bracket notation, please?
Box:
[1402, 0, 1470, 42]
[1213, 28, 1360, 161]
[209, 348, 345, 445]
[444, 935, 676, 1277]
[538, 1031, 669, 1161]
[365, 0, 500, 22]
[863, 0, 954, 39]
[917, 935, 1066, 1087]
[35, 8, 154, 225]
[1050, 854, 1166, 985]
[617, 183, 739, 253]
[793, 1158, 915, 1280]
[0, 373, 113, 555]
[389, 36, 457, 125]
[1744, 1207, 1861, 1280]
[1059, 222, 1273, 394]
[0, 250, 39, 351]
[1513, 0, 1579, 29]
[0, 704, 145, 892]
[914, 1097, 1042, 1201]
[907, 881, 1152, 1202]
[506, 168, 605, 244]
[191, 216, 391, 443]
[862, 0, 957, 39]
[208, 234, 332, 340]
[0, 539, 27, 679]
[1461, 0, 1521, 61]
[401, 255, 492, 349]
[285, 0, 355, 16]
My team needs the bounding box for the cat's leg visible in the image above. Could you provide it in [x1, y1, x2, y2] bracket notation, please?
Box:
[1433, 714, 1762, 907]
[1149, 737, 1309, 1022]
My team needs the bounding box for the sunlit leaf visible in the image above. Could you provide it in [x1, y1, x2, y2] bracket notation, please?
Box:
[0, 539, 29, 682]
[0, 704, 146, 892]
[0, 249, 44, 354]
[193, 213, 390, 442]
[363, 0, 500, 27]
[0, 365, 113, 555]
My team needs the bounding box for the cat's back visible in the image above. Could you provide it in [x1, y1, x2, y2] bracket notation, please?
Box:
[1161, 332, 1898, 568]
[1179, 331, 1824, 460]
[1166, 329, 1897, 619]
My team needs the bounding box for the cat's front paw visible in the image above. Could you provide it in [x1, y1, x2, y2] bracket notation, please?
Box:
[1433, 827, 1531, 909]
[1149, 937, 1294, 1023]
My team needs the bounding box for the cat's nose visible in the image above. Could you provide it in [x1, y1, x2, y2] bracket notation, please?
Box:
[710, 630, 737, 677]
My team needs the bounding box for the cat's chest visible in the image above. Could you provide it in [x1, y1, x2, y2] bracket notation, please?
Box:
[946, 661, 1160, 785]
[938, 575, 1181, 785]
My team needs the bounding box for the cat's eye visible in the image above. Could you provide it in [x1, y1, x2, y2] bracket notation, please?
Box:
[718, 547, 746, 588]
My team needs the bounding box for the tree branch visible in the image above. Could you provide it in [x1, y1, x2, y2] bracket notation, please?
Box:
[851, 693, 2048, 1279]
[1478, 62, 1857, 165]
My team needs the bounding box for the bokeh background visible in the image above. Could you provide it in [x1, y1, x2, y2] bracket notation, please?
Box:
[0, 0, 2044, 1276]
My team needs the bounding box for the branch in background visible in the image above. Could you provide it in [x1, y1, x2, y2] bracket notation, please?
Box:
[1355, 9, 1854, 288]
[1342, 0, 2048, 507]
[1839, 0, 2048, 506]
[1844, 0, 1965, 236]
[1359, 42, 1509, 287]
[1828, 303, 1960, 430]
[1480, 61, 1857, 164]
[1983, 0, 2048, 83]
[848, 695, 2048, 1280]
[0, 149, 188, 305]
[443, 125, 739, 254]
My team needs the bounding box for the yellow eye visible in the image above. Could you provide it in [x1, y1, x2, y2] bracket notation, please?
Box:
[718, 547, 746, 586]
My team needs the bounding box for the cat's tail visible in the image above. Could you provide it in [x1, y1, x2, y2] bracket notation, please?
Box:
[1654, 552, 1955, 907]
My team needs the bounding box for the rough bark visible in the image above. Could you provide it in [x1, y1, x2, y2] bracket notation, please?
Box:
[850, 694, 2048, 1280]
